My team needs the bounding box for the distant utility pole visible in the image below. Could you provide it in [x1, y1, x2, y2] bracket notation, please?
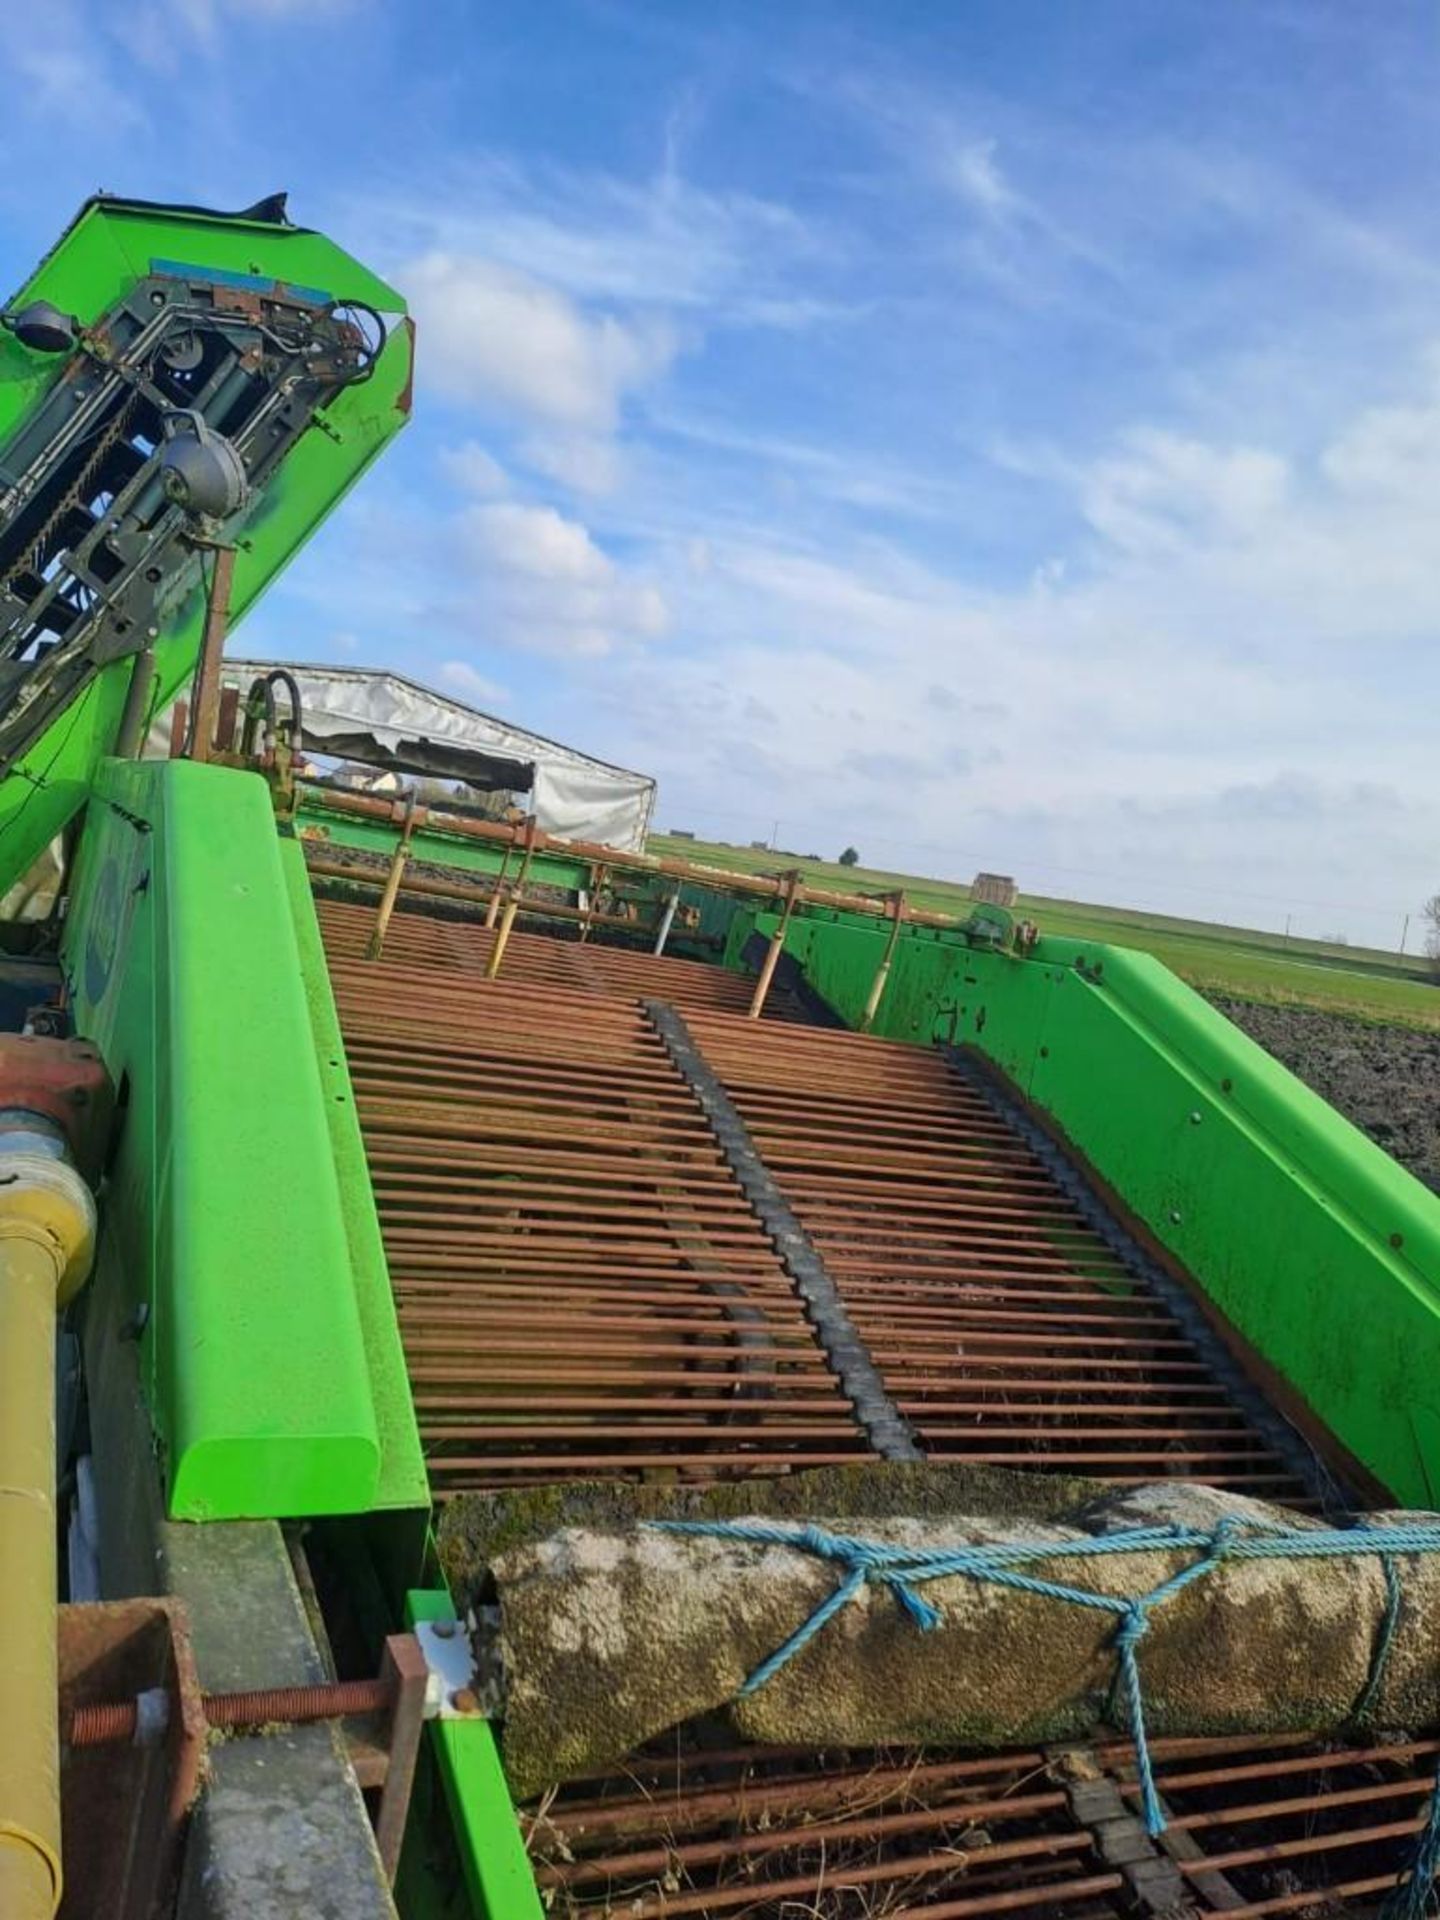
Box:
[1401, 913, 1409, 956]
[1283, 914, 1291, 945]
[770, 819, 779, 850]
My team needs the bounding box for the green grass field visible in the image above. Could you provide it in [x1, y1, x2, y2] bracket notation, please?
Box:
[652, 835, 1440, 1029]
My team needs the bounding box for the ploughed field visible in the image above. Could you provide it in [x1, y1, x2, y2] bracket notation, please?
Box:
[1208, 995, 1440, 1195]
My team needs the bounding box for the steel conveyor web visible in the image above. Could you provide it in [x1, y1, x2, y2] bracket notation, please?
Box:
[313, 895, 1413, 1917]
[325, 948, 862, 1490]
[679, 1008, 1311, 1498]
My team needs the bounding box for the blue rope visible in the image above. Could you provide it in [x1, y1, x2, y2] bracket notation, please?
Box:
[650, 1515, 1440, 1861]
[1384, 1769, 1440, 1920]
[1352, 1555, 1403, 1727]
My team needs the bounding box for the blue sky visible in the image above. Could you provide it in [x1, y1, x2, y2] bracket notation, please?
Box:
[7, 1, 1440, 943]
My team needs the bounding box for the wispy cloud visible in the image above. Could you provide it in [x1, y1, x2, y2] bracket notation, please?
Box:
[438, 658, 508, 707]
[361, 153, 835, 317]
[405, 252, 677, 432]
[456, 499, 668, 659]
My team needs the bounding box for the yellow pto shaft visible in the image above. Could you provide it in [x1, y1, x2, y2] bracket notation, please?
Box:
[0, 1129, 97, 1918]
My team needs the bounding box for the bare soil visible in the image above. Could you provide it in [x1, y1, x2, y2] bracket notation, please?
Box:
[1208, 996, 1440, 1195]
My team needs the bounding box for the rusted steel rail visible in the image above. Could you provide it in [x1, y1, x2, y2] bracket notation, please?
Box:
[522, 1731, 1440, 1917]
[524, 1740, 1124, 1918]
[300, 779, 969, 926]
[319, 898, 1310, 1494]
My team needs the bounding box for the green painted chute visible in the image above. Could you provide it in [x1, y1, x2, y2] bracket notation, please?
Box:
[0, 194, 413, 892]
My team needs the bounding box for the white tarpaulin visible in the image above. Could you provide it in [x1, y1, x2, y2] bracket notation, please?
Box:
[150, 660, 657, 853]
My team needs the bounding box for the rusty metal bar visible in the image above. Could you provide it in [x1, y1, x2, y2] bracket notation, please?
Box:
[746, 869, 800, 1019]
[309, 857, 658, 940]
[367, 791, 419, 960]
[300, 779, 970, 927]
[860, 890, 905, 1032]
[318, 917, 859, 1492]
[184, 544, 236, 764]
[580, 862, 607, 944]
[651, 880, 681, 956]
[66, 1675, 393, 1748]
[485, 817, 537, 980]
[485, 835, 514, 929]
[319, 899, 758, 1012]
[373, 1633, 429, 1884]
[679, 1006, 1310, 1496]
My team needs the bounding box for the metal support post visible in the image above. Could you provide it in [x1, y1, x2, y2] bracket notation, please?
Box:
[652, 882, 683, 957]
[486, 817, 538, 980]
[367, 792, 419, 960]
[860, 892, 906, 1032]
[184, 545, 237, 763]
[747, 870, 801, 1020]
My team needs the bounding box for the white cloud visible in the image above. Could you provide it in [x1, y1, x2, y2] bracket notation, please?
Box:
[542, 336, 1440, 935]
[1320, 350, 1440, 497]
[370, 156, 827, 315]
[440, 443, 509, 496]
[457, 501, 667, 659]
[466, 501, 613, 583]
[438, 659, 507, 707]
[4, 4, 149, 127]
[1080, 429, 1290, 555]
[940, 137, 1022, 221]
[404, 253, 676, 433]
[518, 433, 624, 497]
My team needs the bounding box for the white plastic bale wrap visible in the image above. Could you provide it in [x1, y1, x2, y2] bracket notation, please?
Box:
[147, 659, 656, 852]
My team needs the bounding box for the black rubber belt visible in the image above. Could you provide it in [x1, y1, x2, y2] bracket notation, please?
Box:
[948, 1047, 1351, 1513]
[1048, 1748, 1192, 1916]
[645, 998, 924, 1463]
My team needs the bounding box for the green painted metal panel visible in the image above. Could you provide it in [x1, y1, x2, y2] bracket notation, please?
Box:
[63, 756, 389, 1517]
[278, 837, 429, 1513]
[407, 1591, 543, 1920]
[0, 198, 413, 888]
[969, 942, 1440, 1508]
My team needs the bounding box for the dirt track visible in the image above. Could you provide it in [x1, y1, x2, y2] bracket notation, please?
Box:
[1207, 996, 1440, 1195]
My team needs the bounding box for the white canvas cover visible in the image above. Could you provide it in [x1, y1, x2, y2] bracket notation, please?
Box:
[150, 660, 657, 853]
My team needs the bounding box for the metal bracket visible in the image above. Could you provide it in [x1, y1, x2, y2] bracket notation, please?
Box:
[414, 1617, 485, 1720]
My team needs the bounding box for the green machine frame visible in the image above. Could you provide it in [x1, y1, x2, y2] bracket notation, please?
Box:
[18, 196, 1440, 1920]
[59, 760, 1440, 1918]
[0, 194, 415, 888]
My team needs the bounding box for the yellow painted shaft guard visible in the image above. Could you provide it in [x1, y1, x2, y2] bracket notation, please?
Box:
[0, 1156, 98, 1918]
